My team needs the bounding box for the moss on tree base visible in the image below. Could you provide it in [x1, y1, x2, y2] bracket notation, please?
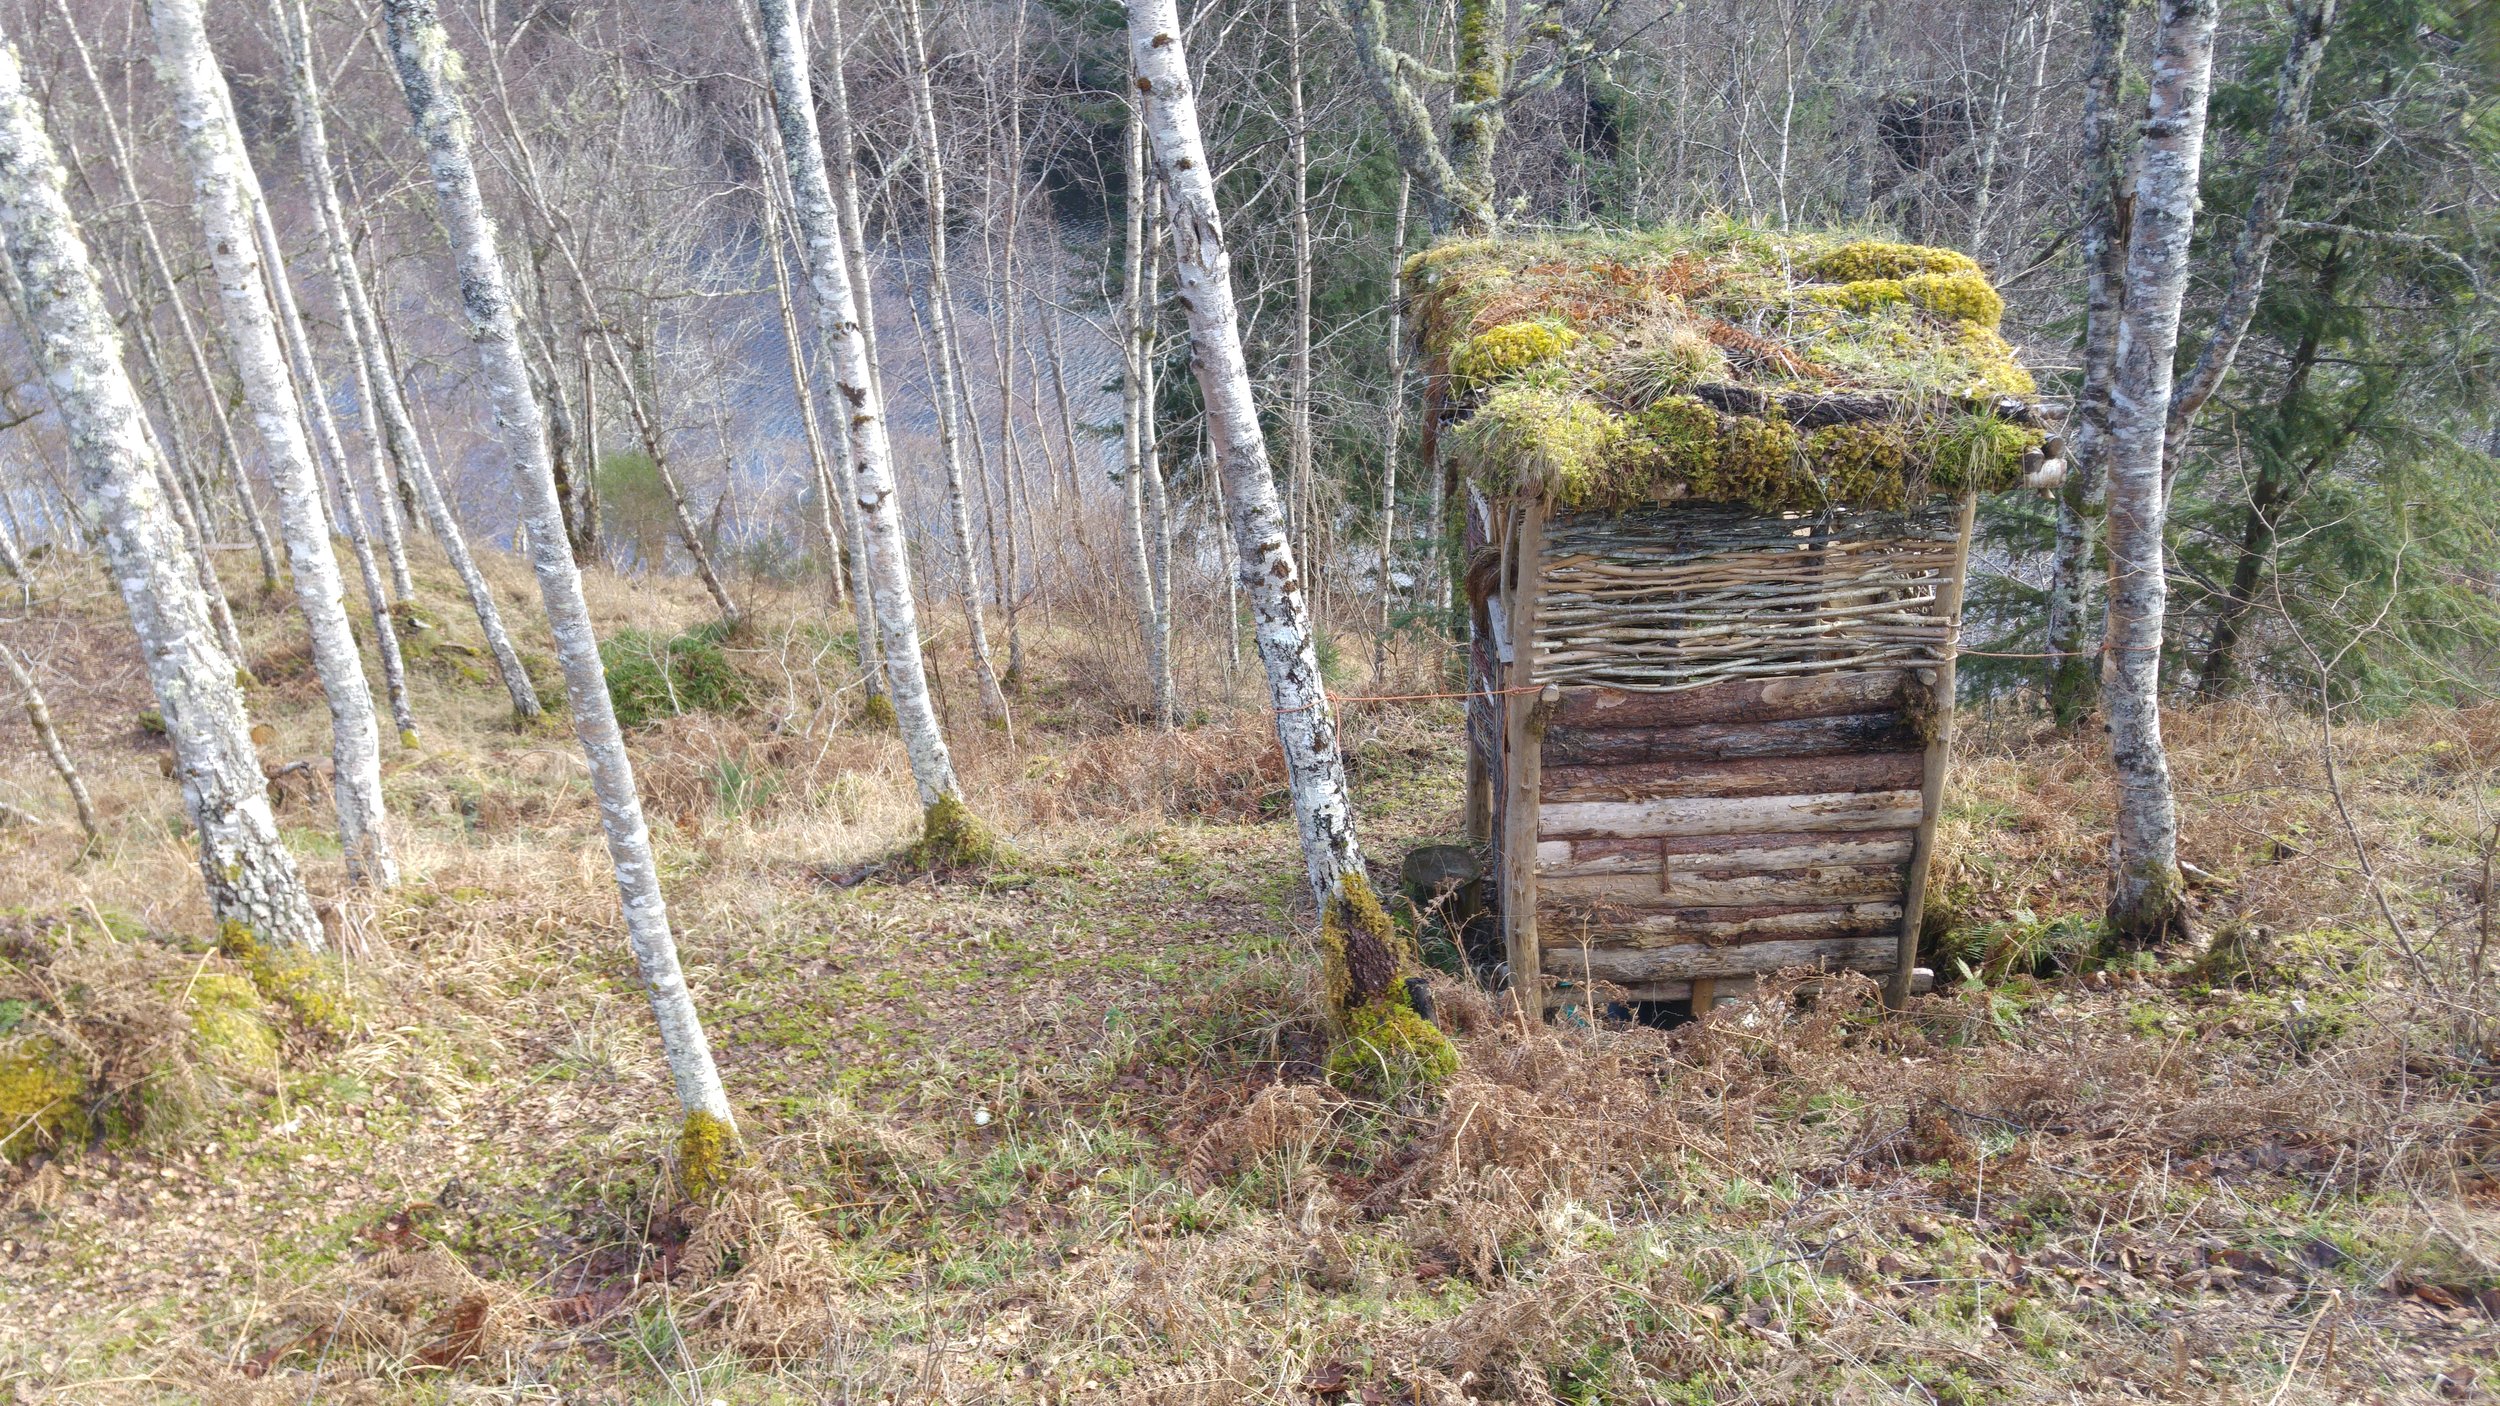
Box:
[678, 1109, 738, 1200]
[1318, 874, 1457, 1095]
[218, 920, 355, 1041]
[857, 691, 896, 730]
[903, 793, 1007, 872]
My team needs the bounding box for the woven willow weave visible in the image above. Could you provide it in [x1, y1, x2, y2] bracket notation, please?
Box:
[1534, 504, 1964, 692]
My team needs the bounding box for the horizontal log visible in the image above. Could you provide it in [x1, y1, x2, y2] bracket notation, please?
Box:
[1541, 902, 1903, 946]
[1542, 711, 1921, 767]
[1550, 670, 1914, 730]
[1537, 830, 1919, 876]
[1540, 750, 1923, 804]
[1540, 862, 1906, 908]
[1541, 789, 1924, 840]
[1542, 935, 1900, 983]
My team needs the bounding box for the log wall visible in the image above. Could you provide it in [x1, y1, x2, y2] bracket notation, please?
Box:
[1469, 501, 1974, 1012]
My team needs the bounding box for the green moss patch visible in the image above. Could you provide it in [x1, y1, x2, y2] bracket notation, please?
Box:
[601, 621, 750, 729]
[1408, 224, 2044, 512]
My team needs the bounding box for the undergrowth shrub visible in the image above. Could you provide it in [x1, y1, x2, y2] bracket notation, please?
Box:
[601, 622, 749, 729]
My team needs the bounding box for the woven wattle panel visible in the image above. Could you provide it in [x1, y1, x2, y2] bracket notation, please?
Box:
[1534, 504, 1964, 692]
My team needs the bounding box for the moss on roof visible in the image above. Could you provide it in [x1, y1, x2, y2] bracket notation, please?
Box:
[1407, 224, 2045, 514]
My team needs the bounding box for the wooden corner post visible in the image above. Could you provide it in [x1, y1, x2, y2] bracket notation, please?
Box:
[1500, 498, 1551, 1021]
[1889, 491, 1979, 1008]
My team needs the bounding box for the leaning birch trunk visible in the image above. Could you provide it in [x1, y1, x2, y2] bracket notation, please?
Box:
[1285, 0, 1319, 605]
[49, 0, 282, 594]
[756, 121, 883, 711]
[0, 639, 98, 841]
[379, 0, 737, 1175]
[249, 198, 419, 749]
[900, 0, 1011, 729]
[2101, 0, 2220, 948]
[149, 0, 395, 888]
[756, 0, 991, 864]
[327, 208, 543, 721]
[0, 39, 322, 946]
[2160, 0, 2335, 483]
[2048, 0, 2129, 730]
[278, 0, 415, 597]
[1118, 106, 1174, 730]
[1126, 1, 1450, 1080]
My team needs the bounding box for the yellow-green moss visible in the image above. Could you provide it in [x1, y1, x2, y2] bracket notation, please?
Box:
[1409, 223, 2038, 511]
[678, 1109, 737, 1200]
[1902, 269, 2004, 330]
[1804, 278, 1907, 314]
[1807, 240, 1981, 283]
[217, 921, 354, 1041]
[904, 792, 1006, 872]
[857, 691, 897, 729]
[0, 1035, 86, 1161]
[1447, 387, 1620, 503]
[1318, 875, 1456, 1095]
[187, 972, 279, 1070]
[1450, 320, 1581, 393]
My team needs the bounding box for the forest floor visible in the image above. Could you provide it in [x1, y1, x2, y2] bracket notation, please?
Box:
[0, 547, 2496, 1405]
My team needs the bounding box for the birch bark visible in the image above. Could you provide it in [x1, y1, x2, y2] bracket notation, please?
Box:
[2160, 0, 2336, 481]
[1127, 1, 1445, 1060]
[379, 0, 736, 1146]
[1118, 107, 1174, 730]
[148, 0, 395, 887]
[2101, 0, 2219, 946]
[2048, 0, 2128, 729]
[756, 0, 973, 832]
[900, 0, 1012, 729]
[815, 0, 886, 701]
[1374, 174, 1411, 679]
[0, 37, 321, 946]
[249, 199, 418, 749]
[47, 0, 283, 593]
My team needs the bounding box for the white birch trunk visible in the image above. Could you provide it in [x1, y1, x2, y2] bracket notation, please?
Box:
[0, 38, 322, 946]
[1126, 3, 1395, 962]
[250, 197, 419, 749]
[814, 3, 886, 701]
[48, 0, 283, 595]
[148, 0, 395, 887]
[1286, 0, 1319, 606]
[1129, 6, 1440, 1051]
[1374, 173, 1410, 679]
[379, 0, 734, 1137]
[278, 0, 415, 600]
[2101, 0, 2219, 945]
[756, 0, 964, 812]
[1118, 106, 1174, 730]
[900, 0, 1011, 729]
[2049, 0, 2128, 729]
[336, 212, 543, 719]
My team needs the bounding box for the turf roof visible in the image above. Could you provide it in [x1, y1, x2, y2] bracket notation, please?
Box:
[1407, 223, 2047, 514]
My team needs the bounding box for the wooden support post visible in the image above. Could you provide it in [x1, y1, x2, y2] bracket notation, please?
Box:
[1889, 491, 1977, 1007]
[1500, 500, 1551, 1020]
[1465, 744, 1492, 844]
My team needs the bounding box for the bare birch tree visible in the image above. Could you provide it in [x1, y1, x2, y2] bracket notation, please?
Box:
[2046, 0, 2129, 729]
[2100, 0, 2222, 947]
[148, 0, 395, 887]
[0, 35, 321, 946]
[1118, 104, 1174, 730]
[378, 0, 738, 1170]
[46, 0, 283, 594]
[900, 0, 1012, 728]
[756, 0, 993, 862]
[1127, 0, 1448, 1073]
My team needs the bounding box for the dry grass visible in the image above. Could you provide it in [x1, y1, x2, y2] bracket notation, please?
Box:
[2, 545, 2497, 1403]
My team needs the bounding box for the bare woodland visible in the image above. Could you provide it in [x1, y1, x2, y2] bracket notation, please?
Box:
[0, 0, 2495, 1399]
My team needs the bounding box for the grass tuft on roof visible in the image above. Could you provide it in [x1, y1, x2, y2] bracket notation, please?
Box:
[1409, 223, 2046, 513]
